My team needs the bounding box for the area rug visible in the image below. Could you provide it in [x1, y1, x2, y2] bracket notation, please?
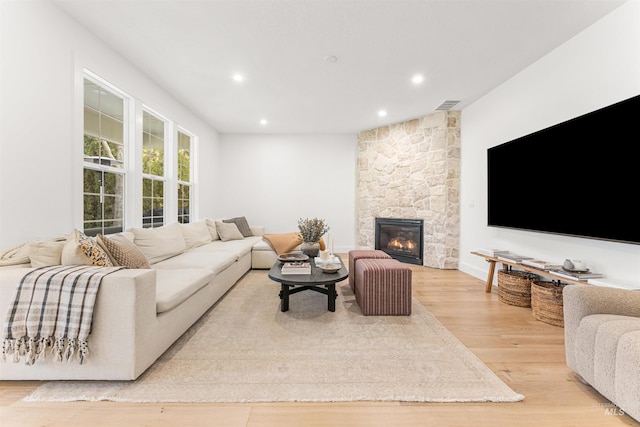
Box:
[23, 270, 523, 403]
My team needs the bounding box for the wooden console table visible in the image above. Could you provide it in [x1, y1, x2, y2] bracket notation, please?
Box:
[471, 251, 587, 293]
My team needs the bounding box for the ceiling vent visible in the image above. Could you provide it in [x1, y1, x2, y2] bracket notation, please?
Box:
[435, 100, 461, 111]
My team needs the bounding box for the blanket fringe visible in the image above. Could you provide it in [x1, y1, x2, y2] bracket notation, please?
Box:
[54, 337, 65, 362]
[2, 336, 89, 365]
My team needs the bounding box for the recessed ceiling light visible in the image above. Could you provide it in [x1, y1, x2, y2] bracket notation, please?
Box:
[232, 73, 244, 82]
[260, 119, 268, 125]
[411, 74, 424, 85]
[378, 110, 387, 117]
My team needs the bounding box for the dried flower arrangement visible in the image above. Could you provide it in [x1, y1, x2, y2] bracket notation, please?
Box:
[297, 217, 330, 243]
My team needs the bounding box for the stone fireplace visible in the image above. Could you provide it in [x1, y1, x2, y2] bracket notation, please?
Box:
[356, 111, 460, 269]
[375, 218, 424, 265]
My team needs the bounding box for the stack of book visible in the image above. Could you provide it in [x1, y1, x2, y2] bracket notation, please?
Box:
[497, 252, 534, 263]
[476, 248, 510, 257]
[521, 259, 563, 270]
[548, 268, 604, 281]
[281, 262, 311, 275]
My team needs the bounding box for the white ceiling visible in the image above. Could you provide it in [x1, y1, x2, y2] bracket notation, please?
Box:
[53, 0, 627, 134]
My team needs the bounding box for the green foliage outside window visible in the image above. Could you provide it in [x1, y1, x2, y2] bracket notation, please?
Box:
[178, 149, 190, 182]
[143, 147, 164, 176]
[84, 134, 123, 164]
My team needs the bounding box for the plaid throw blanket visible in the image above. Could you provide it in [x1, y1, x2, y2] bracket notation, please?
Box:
[2, 265, 124, 365]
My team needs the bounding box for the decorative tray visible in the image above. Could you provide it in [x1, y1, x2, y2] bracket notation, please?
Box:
[277, 252, 309, 262]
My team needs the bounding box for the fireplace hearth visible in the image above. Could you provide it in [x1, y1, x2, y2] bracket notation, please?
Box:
[375, 218, 424, 265]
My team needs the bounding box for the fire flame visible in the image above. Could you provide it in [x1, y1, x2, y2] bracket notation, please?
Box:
[387, 238, 417, 253]
[389, 238, 404, 250]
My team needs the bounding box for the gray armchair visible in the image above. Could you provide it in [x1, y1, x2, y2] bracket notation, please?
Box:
[563, 285, 640, 422]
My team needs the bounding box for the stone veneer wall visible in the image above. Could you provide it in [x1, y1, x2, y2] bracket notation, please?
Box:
[356, 111, 460, 269]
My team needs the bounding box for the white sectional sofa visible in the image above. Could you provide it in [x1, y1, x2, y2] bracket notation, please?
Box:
[0, 218, 278, 380]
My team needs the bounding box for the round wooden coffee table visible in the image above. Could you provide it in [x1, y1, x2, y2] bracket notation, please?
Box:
[268, 257, 348, 312]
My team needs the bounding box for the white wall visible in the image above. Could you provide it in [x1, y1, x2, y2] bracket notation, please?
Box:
[216, 134, 357, 253]
[460, 0, 640, 286]
[0, 0, 220, 249]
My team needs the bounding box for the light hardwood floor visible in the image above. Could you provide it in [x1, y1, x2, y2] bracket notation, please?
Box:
[1, 260, 638, 427]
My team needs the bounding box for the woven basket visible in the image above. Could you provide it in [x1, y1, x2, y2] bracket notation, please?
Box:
[497, 270, 538, 307]
[531, 281, 567, 327]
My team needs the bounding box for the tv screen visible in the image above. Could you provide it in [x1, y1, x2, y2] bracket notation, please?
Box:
[487, 94, 640, 245]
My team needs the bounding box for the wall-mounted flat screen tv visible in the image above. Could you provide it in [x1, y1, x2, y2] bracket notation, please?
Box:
[487, 94, 640, 245]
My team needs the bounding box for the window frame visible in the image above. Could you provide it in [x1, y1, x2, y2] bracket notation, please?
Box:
[177, 128, 194, 224]
[82, 73, 129, 236]
[141, 108, 168, 228]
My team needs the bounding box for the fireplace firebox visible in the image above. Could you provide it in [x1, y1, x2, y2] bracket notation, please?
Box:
[375, 218, 424, 265]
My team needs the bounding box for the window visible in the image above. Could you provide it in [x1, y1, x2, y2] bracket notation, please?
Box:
[142, 110, 166, 228]
[81, 71, 198, 232]
[177, 130, 192, 224]
[83, 78, 126, 236]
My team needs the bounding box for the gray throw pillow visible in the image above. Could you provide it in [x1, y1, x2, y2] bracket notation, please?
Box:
[223, 216, 253, 237]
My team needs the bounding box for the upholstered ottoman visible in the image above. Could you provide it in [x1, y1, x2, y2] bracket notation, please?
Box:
[354, 258, 412, 316]
[348, 249, 392, 290]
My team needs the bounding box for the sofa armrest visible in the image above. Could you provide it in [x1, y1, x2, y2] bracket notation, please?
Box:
[0, 267, 157, 380]
[250, 225, 265, 236]
[563, 285, 640, 371]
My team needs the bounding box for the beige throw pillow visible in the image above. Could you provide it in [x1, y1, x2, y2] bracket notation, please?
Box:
[180, 220, 212, 249]
[214, 221, 244, 242]
[205, 218, 221, 241]
[130, 223, 186, 264]
[29, 240, 65, 267]
[97, 234, 150, 269]
[61, 229, 114, 267]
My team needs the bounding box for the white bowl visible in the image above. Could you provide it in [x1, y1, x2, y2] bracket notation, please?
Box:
[318, 263, 341, 273]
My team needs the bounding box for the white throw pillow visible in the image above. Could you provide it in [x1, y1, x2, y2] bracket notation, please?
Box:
[205, 218, 221, 241]
[131, 223, 186, 264]
[29, 240, 65, 267]
[214, 221, 244, 242]
[180, 220, 212, 249]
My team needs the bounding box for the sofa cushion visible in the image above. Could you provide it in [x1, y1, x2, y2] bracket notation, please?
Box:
[61, 229, 114, 267]
[152, 251, 237, 275]
[97, 233, 151, 269]
[29, 240, 65, 267]
[192, 236, 262, 259]
[180, 220, 212, 249]
[589, 315, 640, 399]
[223, 216, 253, 237]
[252, 239, 275, 252]
[215, 221, 244, 242]
[155, 269, 215, 313]
[575, 314, 640, 388]
[615, 330, 640, 421]
[130, 223, 186, 264]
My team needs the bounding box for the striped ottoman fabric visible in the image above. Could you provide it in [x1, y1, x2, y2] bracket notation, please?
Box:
[354, 258, 412, 316]
[348, 250, 392, 291]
